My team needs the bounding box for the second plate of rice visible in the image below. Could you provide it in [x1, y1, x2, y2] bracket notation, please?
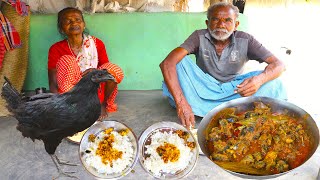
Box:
[139, 122, 199, 179]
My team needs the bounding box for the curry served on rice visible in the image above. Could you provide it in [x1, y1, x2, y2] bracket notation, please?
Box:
[156, 142, 180, 163]
[176, 130, 196, 150]
[155, 130, 196, 163]
[89, 127, 130, 167]
[81, 125, 136, 176]
[205, 102, 312, 175]
[143, 128, 197, 177]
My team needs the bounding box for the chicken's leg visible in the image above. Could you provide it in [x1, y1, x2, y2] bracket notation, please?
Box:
[53, 154, 78, 166]
[50, 154, 78, 179]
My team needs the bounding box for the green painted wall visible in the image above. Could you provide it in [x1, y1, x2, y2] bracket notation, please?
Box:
[24, 12, 247, 91]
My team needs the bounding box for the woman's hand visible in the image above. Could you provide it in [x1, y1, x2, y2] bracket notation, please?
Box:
[235, 76, 263, 97]
[176, 98, 195, 129]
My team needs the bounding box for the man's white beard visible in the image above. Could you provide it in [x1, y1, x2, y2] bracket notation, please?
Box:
[209, 28, 233, 41]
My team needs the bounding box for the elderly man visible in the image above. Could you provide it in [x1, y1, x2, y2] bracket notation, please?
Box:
[159, 2, 287, 128]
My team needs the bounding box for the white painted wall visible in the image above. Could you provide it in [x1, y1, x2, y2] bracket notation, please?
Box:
[244, 4, 320, 114]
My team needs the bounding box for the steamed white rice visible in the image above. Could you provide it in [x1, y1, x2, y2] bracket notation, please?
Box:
[143, 130, 194, 177]
[83, 129, 134, 175]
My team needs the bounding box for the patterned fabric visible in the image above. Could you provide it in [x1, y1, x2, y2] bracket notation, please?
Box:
[98, 63, 124, 112]
[48, 36, 109, 70]
[56, 55, 82, 93]
[6, 0, 29, 16]
[0, 12, 21, 51]
[49, 35, 122, 112]
[71, 35, 98, 72]
[0, 37, 5, 69]
[56, 55, 124, 112]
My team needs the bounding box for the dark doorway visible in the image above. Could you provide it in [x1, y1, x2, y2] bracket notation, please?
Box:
[233, 0, 246, 13]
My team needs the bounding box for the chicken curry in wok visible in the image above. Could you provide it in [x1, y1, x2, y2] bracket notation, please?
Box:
[205, 102, 312, 175]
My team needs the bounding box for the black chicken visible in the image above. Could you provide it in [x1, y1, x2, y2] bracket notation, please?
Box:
[1, 69, 115, 178]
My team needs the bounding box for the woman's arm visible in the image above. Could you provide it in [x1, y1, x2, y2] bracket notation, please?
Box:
[48, 69, 58, 93]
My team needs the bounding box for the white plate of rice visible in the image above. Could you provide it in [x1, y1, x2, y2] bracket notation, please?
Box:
[139, 122, 199, 179]
[79, 120, 138, 179]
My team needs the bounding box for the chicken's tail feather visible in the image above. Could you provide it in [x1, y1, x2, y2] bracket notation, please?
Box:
[1, 76, 21, 110]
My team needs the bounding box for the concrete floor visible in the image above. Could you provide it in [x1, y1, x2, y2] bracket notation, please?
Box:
[0, 90, 319, 180]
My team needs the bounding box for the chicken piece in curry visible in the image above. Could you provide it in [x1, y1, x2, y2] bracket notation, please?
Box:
[206, 102, 311, 175]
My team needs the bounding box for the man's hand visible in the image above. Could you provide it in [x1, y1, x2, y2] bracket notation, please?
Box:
[176, 99, 195, 129]
[159, 47, 194, 128]
[235, 76, 263, 97]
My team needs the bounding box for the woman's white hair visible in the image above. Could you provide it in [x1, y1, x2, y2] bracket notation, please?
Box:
[207, 2, 240, 20]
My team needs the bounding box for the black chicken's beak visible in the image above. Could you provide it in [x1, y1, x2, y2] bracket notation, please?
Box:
[91, 71, 116, 83]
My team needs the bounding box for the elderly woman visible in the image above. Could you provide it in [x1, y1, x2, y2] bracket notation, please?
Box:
[48, 7, 124, 117]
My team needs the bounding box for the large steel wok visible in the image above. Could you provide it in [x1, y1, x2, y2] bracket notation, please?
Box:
[197, 96, 320, 179]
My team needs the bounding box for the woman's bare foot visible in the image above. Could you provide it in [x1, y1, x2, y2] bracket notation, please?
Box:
[98, 104, 108, 121]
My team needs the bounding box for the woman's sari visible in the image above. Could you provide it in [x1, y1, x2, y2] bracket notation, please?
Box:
[56, 35, 124, 112]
